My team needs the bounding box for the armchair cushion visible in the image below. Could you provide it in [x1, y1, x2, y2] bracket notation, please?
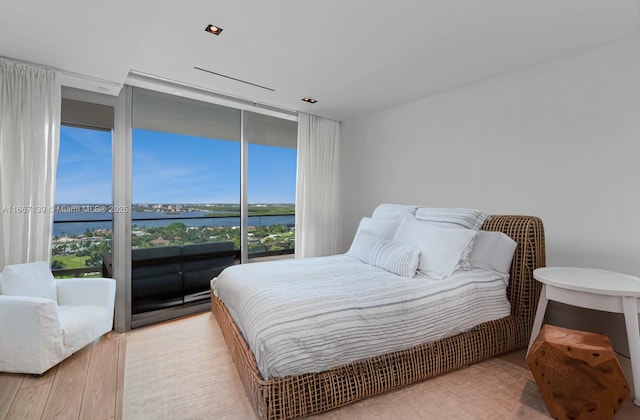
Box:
[56, 278, 116, 352]
[0, 261, 57, 301]
[57, 305, 112, 351]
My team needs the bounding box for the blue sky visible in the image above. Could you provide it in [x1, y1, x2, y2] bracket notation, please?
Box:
[55, 126, 297, 204]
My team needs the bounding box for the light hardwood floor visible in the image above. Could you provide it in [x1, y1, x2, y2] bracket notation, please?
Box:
[2, 317, 639, 420]
[0, 332, 126, 420]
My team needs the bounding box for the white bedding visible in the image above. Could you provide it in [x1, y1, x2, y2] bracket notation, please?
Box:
[213, 255, 511, 379]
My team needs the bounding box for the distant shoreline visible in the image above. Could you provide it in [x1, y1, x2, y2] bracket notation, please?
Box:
[52, 211, 295, 237]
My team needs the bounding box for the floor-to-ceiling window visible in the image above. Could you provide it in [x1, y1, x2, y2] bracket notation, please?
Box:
[53, 86, 297, 327]
[128, 87, 297, 324]
[247, 112, 297, 256]
[51, 94, 114, 277]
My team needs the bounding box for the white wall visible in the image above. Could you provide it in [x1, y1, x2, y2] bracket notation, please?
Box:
[339, 37, 640, 353]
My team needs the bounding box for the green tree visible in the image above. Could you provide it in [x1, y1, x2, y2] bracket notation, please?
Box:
[51, 260, 65, 270]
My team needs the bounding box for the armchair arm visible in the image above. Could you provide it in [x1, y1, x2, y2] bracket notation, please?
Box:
[56, 278, 116, 313]
[0, 295, 66, 374]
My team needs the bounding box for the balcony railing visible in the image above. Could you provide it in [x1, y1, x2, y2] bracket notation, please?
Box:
[51, 213, 295, 277]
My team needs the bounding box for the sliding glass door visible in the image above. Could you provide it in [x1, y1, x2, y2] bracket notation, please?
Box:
[129, 87, 297, 323]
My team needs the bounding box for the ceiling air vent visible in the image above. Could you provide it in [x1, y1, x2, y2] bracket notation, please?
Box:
[193, 67, 275, 92]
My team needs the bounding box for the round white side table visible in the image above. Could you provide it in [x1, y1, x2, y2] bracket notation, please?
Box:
[527, 267, 640, 405]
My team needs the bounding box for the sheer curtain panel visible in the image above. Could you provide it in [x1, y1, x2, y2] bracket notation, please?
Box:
[295, 113, 340, 258]
[0, 58, 60, 268]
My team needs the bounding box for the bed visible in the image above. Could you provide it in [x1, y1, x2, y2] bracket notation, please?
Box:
[211, 214, 545, 419]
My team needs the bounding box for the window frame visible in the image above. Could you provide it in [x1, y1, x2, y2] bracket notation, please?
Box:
[54, 90, 115, 278]
[60, 82, 298, 332]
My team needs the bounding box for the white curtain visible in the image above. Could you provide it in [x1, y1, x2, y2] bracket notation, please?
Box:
[295, 113, 341, 258]
[0, 58, 60, 268]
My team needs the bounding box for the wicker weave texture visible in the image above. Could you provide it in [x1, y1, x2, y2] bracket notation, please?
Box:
[211, 215, 546, 420]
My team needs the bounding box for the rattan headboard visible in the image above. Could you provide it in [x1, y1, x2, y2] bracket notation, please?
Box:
[481, 215, 546, 329]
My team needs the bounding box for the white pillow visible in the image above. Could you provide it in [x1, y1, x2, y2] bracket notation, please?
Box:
[393, 219, 477, 280]
[347, 231, 421, 277]
[355, 217, 403, 241]
[469, 231, 517, 275]
[0, 261, 57, 301]
[415, 207, 489, 230]
[371, 203, 419, 220]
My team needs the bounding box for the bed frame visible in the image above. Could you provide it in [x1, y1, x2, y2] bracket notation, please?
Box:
[211, 215, 545, 419]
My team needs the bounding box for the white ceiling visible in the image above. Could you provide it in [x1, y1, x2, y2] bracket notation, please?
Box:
[0, 0, 638, 121]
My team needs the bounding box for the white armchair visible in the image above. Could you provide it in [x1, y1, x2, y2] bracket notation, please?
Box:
[0, 262, 116, 374]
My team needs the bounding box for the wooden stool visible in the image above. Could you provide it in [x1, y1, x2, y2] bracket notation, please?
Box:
[527, 324, 630, 419]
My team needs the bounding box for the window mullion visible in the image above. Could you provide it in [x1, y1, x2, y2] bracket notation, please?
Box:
[113, 85, 133, 332]
[240, 110, 249, 263]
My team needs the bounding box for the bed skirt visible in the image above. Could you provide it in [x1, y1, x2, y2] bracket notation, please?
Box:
[211, 215, 545, 419]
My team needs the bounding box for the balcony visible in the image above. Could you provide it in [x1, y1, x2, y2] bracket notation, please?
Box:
[52, 211, 294, 326]
[52, 211, 295, 277]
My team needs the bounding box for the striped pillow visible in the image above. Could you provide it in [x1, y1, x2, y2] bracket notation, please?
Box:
[415, 207, 489, 230]
[347, 231, 421, 277]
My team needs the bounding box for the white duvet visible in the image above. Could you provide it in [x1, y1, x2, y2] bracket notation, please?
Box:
[213, 254, 510, 379]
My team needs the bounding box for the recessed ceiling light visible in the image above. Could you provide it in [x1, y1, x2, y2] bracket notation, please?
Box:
[205, 24, 223, 36]
[302, 97, 318, 104]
